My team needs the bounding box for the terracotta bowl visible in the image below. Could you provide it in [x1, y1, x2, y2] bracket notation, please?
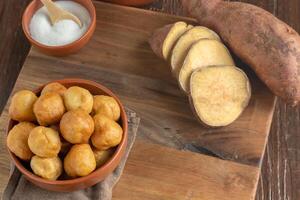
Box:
[102, 0, 155, 6]
[22, 0, 96, 56]
[6, 79, 128, 192]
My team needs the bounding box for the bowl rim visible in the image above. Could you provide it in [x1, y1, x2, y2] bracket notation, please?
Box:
[7, 78, 128, 185]
[22, 0, 97, 49]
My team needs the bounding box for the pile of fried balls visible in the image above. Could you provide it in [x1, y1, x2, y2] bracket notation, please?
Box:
[7, 82, 123, 180]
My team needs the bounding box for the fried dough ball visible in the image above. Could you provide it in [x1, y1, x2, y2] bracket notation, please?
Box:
[7, 122, 36, 161]
[60, 109, 94, 144]
[9, 90, 37, 122]
[93, 148, 114, 168]
[64, 144, 96, 177]
[91, 115, 123, 150]
[63, 86, 93, 113]
[28, 126, 61, 158]
[92, 95, 121, 121]
[49, 125, 71, 156]
[41, 82, 67, 97]
[30, 156, 62, 180]
[33, 92, 65, 126]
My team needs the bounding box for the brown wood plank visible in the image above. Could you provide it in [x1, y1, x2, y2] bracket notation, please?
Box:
[0, 0, 31, 113]
[0, 1, 298, 200]
[3, 0, 300, 200]
[113, 141, 259, 200]
[256, 0, 300, 199]
[0, 2, 275, 199]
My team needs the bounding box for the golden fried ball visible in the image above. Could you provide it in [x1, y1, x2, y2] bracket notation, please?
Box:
[33, 92, 65, 126]
[30, 156, 62, 180]
[93, 148, 114, 168]
[28, 126, 61, 158]
[92, 95, 120, 121]
[9, 90, 37, 122]
[60, 109, 94, 144]
[91, 115, 123, 150]
[49, 125, 71, 156]
[41, 82, 67, 97]
[7, 122, 36, 161]
[63, 86, 93, 113]
[64, 144, 96, 177]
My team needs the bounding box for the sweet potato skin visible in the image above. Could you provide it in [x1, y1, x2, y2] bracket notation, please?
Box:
[148, 24, 173, 59]
[182, 0, 300, 105]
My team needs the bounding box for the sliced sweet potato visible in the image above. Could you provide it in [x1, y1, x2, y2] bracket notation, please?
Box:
[170, 26, 220, 78]
[189, 65, 251, 127]
[178, 39, 234, 93]
[182, 0, 300, 105]
[149, 21, 193, 60]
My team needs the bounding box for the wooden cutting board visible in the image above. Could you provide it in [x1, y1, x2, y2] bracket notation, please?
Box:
[0, 2, 276, 199]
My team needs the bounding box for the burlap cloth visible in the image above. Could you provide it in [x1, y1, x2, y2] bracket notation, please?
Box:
[2, 108, 140, 200]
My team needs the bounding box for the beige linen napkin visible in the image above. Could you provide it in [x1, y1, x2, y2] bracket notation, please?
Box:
[2, 108, 140, 200]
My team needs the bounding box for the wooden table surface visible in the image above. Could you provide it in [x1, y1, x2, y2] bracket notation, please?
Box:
[0, 0, 299, 199]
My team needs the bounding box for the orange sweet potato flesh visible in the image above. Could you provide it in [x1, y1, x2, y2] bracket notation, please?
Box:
[182, 0, 300, 105]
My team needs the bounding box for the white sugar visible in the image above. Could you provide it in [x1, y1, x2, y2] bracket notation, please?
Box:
[29, 1, 91, 46]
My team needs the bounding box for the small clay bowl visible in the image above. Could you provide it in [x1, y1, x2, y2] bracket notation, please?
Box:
[103, 0, 155, 6]
[22, 0, 96, 56]
[6, 79, 128, 192]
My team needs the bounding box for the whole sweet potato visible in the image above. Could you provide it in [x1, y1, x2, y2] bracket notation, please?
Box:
[182, 0, 300, 105]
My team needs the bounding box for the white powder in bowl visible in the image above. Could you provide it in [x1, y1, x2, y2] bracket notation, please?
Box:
[29, 1, 91, 46]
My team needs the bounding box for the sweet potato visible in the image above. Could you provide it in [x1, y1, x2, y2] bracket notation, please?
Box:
[182, 0, 300, 105]
[149, 21, 192, 60]
[189, 65, 251, 127]
[170, 26, 220, 78]
[178, 39, 234, 93]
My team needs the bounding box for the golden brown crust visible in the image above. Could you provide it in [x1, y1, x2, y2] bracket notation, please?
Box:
[7, 122, 36, 160]
[9, 90, 37, 122]
[63, 86, 93, 113]
[28, 126, 61, 158]
[30, 156, 62, 180]
[33, 93, 65, 126]
[41, 82, 67, 97]
[92, 95, 120, 121]
[63, 144, 96, 177]
[60, 109, 94, 144]
[91, 115, 123, 150]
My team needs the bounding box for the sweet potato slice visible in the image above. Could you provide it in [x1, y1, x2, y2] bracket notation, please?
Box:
[178, 39, 234, 93]
[182, 0, 300, 105]
[170, 26, 220, 78]
[190, 65, 251, 127]
[149, 21, 193, 60]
